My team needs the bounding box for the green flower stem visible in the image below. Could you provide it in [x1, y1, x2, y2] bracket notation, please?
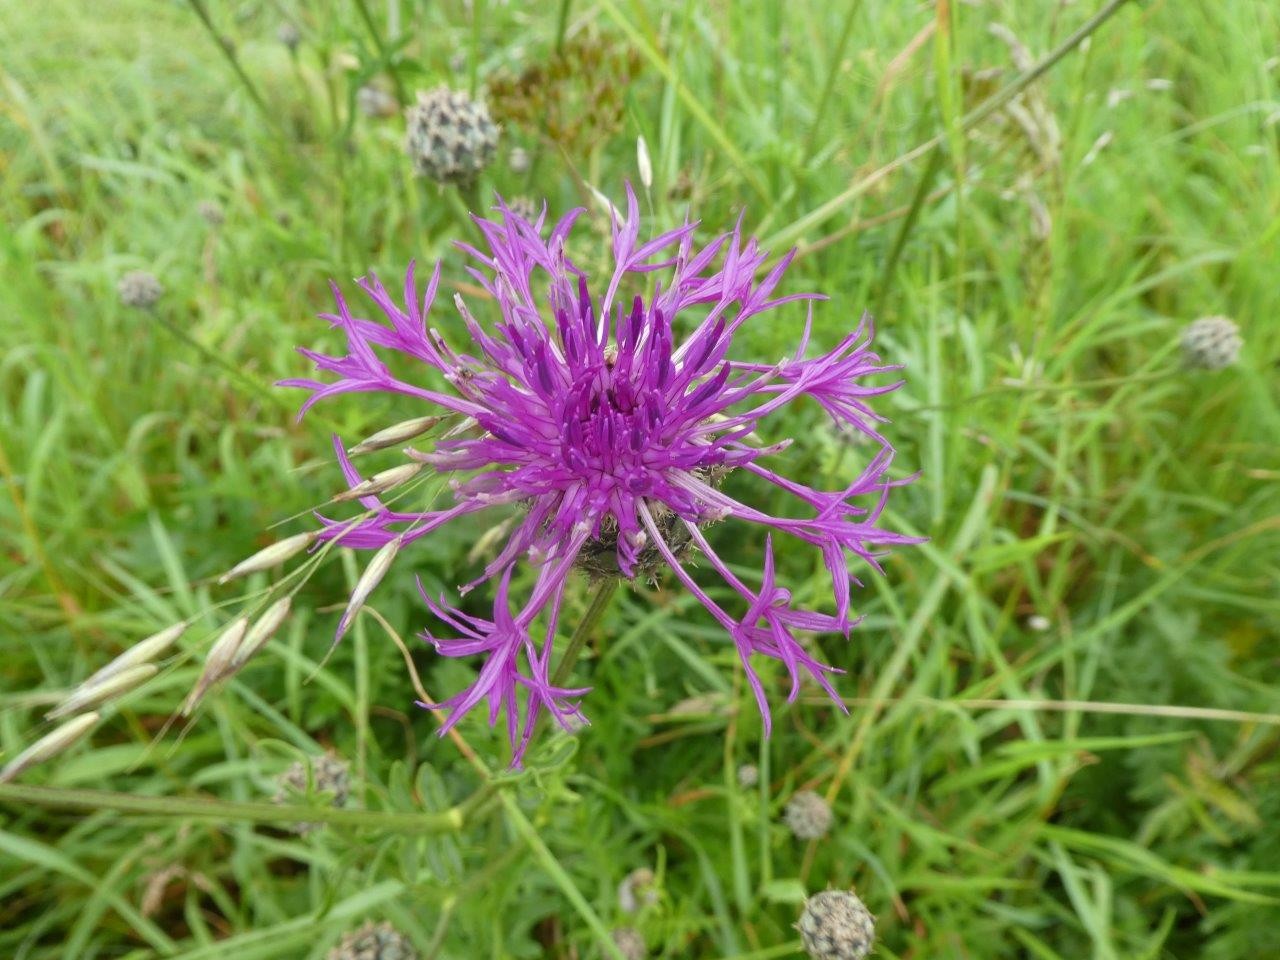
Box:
[552, 577, 619, 687]
[0, 783, 463, 834]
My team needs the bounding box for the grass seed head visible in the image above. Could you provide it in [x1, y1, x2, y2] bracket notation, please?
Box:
[233, 597, 293, 667]
[218, 532, 316, 584]
[46, 664, 157, 720]
[0, 713, 100, 783]
[331, 461, 424, 503]
[79, 620, 188, 691]
[182, 618, 249, 715]
[348, 416, 446, 456]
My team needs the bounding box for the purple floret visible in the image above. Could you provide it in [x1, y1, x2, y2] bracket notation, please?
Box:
[283, 185, 916, 764]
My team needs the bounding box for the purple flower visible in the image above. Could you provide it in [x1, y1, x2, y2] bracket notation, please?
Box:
[283, 185, 915, 764]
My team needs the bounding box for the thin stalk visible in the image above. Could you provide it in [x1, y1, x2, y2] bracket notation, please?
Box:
[144, 310, 345, 437]
[554, 0, 573, 53]
[0, 783, 463, 834]
[874, 143, 946, 306]
[765, 0, 1136, 251]
[352, 0, 408, 105]
[185, 0, 278, 128]
[802, 0, 863, 165]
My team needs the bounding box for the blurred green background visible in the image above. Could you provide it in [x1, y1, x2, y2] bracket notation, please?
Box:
[1, 0, 1278, 957]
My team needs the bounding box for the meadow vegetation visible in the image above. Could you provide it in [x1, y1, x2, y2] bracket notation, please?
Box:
[1, 0, 1278, 957]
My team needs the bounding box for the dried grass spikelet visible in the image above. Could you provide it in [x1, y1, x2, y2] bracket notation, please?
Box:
[46, 664, 157, 720]
[335, 537, 402, 641]
[79, 620, 188, 691]
[182, 618, 249, 716]
[330, 461, 424, 503]
[218, 532, 316, 584]
[347, 415, 445, 456]
[232, 597, 293, 667]
[0, 713, 100, 783]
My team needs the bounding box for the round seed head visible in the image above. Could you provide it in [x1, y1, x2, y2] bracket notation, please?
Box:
[506, 196, 539, 223]
[737, 763, 759, 788]
[405, 87, 499, 185]
[1181, 316, 1242, 370]
[277, 22, 301, 51]
[275, 753, 352, 834]
[785, 790, 833, 840]
[357, 85, 399, 119]
[327, 920, 419, 960]
[611, 927, 645, 960]
[117, 270, 163, 309]
[797, 890, 875, 960]
[508, 146, 530, 173]
[197, 200, 224, 226]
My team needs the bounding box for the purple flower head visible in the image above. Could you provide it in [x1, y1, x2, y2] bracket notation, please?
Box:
[283, 185, 916, 765]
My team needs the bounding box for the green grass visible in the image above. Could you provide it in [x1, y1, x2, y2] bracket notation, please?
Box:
[2, 0, 1279, 957]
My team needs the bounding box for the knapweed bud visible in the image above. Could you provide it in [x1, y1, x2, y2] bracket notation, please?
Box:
[182, 618, 249, 715]
[197, 200, 224, 226]
[508, 146, 530, 174]
[357, 85, 399, 119]
[276, 754, 353, 835]
[797, 890, 875, 960]
[232, 597, 292, 667]
[327, 920, 418, 960]
[737, 763, 759, 788]
[617, 867, 658, 913]
[785, 790, 833, 840]
[46, 664, 157, 720]
[117, 270, 163, 309]
[405, 87, 499, 185]
[219, 532, 316, 584]
[1181, 316, 1243, 370]
[0, 713, 100, 783]
[506, 196, 539, 223]
[277, 22, 301, 51]
[611, 927, 645, 960]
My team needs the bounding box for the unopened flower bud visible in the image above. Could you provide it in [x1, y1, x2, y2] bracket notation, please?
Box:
[797, 890, 875, 960]
[118, 271, 163, 309]
[784, 790, 833, 840]
[1181, 316, 1242, 370]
